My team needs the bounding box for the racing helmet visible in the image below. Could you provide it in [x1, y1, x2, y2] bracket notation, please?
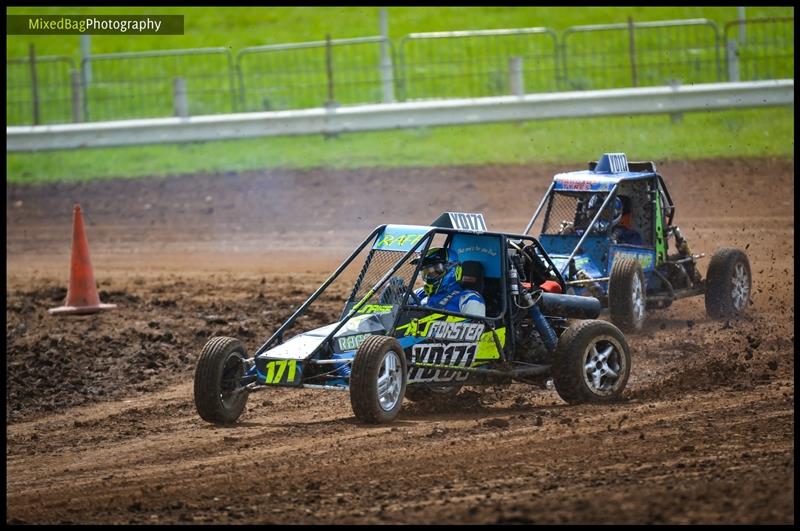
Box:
[611, 196, 623, 225]
[412, 247, 459, 295]
[586, 194, 623, 225]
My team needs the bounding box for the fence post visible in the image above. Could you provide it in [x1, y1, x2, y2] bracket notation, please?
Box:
[628, 16, 638, 87]
[558, 33, 569, 91]
[737, 7, 746, 43]
[173, 77, 189, 118]
[71, 69, 83, 123]
[325, 33, 336, 108]
[379, 8, 395, 103]
[727, 38, 740, 82]
[80, 35, 92, 86]
[28, 44, 41, 126]
[80, 58, 90, 122]
[509, 56, 524, 96]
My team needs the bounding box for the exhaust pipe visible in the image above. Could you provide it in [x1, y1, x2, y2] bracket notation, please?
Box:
[540, 292, 601, 319]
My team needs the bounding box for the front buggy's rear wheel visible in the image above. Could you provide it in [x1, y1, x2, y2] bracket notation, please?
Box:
[705, 248, 751, 319]
[608, 257, 646, 333]
[350, 335, 407, 424]
[552, 320, 631, 404]
[194, 336, 249, 424]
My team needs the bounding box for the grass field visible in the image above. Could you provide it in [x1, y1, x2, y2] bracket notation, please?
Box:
[7, 107, 793, 184]
[6, 7, 795, 183]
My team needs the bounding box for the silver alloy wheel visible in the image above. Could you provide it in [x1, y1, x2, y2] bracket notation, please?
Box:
[582, 337, 625, 396]
[731, 262, 750, 311]
[631, 273, 645, 325]
[377, 350, 403, 411]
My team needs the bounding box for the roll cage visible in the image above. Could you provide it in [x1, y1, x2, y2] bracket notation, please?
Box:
[524, 167, 676, 278]
[252, 224, 565, 361]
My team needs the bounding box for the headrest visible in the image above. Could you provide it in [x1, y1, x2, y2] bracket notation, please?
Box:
[460, 261, 485, 293]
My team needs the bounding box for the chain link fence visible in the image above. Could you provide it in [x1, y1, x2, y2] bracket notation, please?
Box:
[541, 192, 598, 236]
[349, 249, 422, 309]
[7, 17, 794, 126]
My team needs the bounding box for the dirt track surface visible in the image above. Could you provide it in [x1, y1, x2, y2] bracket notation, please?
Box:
[6, 158, 794, 524]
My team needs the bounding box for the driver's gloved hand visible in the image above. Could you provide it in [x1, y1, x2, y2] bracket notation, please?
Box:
[379, 277, 406, 304]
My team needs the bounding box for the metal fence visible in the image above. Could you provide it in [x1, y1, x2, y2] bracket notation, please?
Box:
[81, 48, 236, 121]
[724, 17, 794, 82]
[7, 55, 76, 126]
[397, 28, 560, 100]
[6, 17, 794, 126]
[237, 36, 392, 112]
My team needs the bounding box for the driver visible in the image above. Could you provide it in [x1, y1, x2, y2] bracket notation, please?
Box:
[610, 195, 643, 245]
[412, 247, 486, 317]
[579, 194, 642, 245]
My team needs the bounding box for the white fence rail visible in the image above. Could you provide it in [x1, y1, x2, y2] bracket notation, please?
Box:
[6, 79, 793, 152]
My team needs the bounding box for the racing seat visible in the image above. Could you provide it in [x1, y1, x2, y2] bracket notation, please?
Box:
[459, 260, 484, 294]
[460, 260, 499, 317]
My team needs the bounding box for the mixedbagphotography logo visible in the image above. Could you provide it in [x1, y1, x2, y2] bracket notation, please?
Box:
[7, 14, 184, 35]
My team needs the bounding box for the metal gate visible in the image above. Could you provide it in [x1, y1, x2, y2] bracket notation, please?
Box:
[562, 18, 721, 90]
[724, 17, 794, 82]
[397, 28, 560, 101]
[81, 48, 236, 121]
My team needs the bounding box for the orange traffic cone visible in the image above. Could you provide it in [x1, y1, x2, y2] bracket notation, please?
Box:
[49, 204, 117, 316]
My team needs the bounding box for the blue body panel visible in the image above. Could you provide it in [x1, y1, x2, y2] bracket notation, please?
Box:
[540, 234, 608, 275]
[607, 244, 656, 273]
[449, 233, 503, 278]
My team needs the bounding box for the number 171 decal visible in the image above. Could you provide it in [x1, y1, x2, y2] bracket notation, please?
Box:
[262, 359, 302, 385]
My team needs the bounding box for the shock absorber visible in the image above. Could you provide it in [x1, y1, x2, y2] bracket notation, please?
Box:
[673, 226, 691, 256]
[509, 250, 558, 352]
[509, 262, 519, 297]
[523, 290, 558, 352]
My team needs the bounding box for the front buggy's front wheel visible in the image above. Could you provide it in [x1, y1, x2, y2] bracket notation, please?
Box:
[194, 336, 249, 424]
[552, 320, 631, 404]
[349, 335, 407, 424]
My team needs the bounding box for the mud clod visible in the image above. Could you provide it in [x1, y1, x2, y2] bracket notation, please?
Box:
[484, 418, 510, 429]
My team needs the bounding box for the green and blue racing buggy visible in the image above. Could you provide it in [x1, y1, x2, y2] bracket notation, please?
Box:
[194, 212, 632, 424]
[524, 153, 752, 333]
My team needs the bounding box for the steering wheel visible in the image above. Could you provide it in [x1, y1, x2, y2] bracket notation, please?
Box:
[509, 240, 533, 269]
[513, 240, 556, 285]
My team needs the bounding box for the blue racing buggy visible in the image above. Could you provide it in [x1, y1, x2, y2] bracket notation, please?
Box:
[523, 153, 752, 333]
[194, 212, 632, 424]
